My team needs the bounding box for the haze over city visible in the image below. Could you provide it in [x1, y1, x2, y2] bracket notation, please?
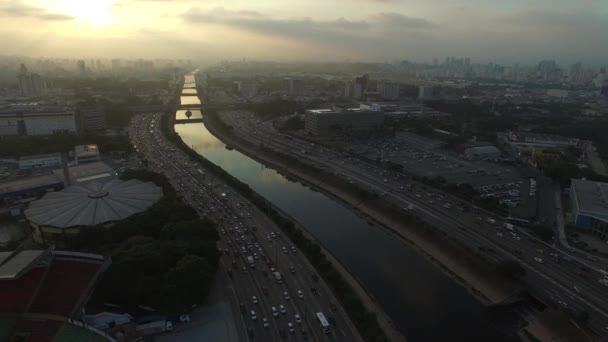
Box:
[1, 0, 607, 64]
[2, 1, 608, 342]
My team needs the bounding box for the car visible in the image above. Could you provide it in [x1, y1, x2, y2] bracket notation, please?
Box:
[295, 314, 302, 324]
[262, 318, 269, 328]
[297, 290, 304, 299]
[289, 266, 295, 274]
[279, 305, 286, 314]
[252, 296, 258, 304]
[291, 246, 297, 252]
[272, 306, 279, 317]
[288, 323, 295, 333]
[283, 291, 290, 300]
[496, 232, 504, 237]
[250, 310, 257, 320]
[534, 257, 544, 263]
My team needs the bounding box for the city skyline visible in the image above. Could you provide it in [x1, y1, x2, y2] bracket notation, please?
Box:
[0, 0, 606, 64]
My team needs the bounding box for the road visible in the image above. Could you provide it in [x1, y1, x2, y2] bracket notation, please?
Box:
[128, 109, 363, 342]
[218, 109, 608, 339]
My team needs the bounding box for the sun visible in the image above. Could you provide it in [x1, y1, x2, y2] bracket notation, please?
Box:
[55, 0, 113, 28]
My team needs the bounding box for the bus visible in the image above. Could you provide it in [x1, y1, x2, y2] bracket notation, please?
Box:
[316, 312, 330, 334]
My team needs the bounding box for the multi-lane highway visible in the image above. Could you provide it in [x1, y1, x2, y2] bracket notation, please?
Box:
[128, 111, 363, 342]
[218, 109, 608, 339]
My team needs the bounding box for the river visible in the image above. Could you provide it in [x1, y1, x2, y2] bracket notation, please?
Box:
[176, 91, 519, 341]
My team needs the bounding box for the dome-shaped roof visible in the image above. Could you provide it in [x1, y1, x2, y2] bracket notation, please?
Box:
[25, 179, 163, 228]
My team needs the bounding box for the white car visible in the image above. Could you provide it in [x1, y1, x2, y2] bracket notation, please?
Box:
[496, 232, 504, 237]
[262, 318, 269, 328]
[252, 296, 258, 304]
[534, 257, 543, 263]
[279, 304, 286, 314]
[283, 291, 290, 300]
[294, 314, 302, 324]
[251, 310, 257, 320]
[297, 290, 304, 299]
[288, 322, 295, 333]
[272, 307, 278, 317]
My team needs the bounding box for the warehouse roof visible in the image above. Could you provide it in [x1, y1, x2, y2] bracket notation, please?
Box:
[571, 178, 608, 223]
[25, 178, 162, 228]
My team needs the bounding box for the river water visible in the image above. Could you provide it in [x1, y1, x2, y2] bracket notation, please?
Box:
[176, 91, 519, 341]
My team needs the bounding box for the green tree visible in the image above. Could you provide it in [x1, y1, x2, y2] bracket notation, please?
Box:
[164, 255, 214, 310]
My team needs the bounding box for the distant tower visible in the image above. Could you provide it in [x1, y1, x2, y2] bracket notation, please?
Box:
[18, 64, 32, 96]
[77, 60, 86, 74]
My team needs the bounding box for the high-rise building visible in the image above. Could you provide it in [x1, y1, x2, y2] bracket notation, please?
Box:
[111, 59, 121, 71]
[77, 60, 86, 74]
[284, 78, 302, 95]
[30, 74, 46, 95]
[418, 86, 433, 99]
[17, 64, 46, 96]
[351, 75, 368, 100]
[378, 81, 399, 100]
[77, 106, 106, 133]
[344, 80, 351, 97]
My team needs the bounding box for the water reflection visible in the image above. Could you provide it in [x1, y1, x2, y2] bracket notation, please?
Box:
[176, 109, 202, 120]
[182, 89, 197, 95]
[174, 121, 517, 342]
[180, 96, 201, 106]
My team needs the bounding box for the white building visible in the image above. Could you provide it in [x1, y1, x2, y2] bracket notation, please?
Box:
[0, 110, 77, 136]
[18, 153, 62, 170]
[418, 86, 433, 99]
[378, 82, 399, 100]
[75, 145, 101, 164]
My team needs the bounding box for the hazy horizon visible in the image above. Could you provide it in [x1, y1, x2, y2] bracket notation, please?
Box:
[0, 0, 606, 65]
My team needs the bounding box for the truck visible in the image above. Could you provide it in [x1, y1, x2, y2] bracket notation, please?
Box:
[274, 271, 282, 283]
[135, 320, 173, 336]
[247, 256, 255, 268]
[503, 223, 515, 231]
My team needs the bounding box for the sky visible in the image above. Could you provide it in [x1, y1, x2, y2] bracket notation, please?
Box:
[0, 0, 606, 65]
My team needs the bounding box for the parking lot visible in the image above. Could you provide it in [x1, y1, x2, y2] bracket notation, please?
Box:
[346, 132, 536, 217]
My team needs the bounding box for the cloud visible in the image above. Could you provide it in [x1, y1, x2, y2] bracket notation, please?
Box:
[0, 0, 74, 21]
[371, 12, 437, 28]
[182, 7, 433, 38]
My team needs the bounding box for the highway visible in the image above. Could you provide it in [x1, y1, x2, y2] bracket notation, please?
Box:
[218, 109, 608, 339]
[128, 109, 362, 342]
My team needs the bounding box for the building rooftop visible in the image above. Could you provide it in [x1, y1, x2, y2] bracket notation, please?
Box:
[571, 178, 608, 223]
[25, 178, 162, 228]
[19, 152, 61, 162]
[0, 250, 48, 279]
[75, 144, 100, 158]
[0, 173, 64, 198]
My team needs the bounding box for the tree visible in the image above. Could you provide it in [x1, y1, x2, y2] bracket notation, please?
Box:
[164, 255, 214, 310]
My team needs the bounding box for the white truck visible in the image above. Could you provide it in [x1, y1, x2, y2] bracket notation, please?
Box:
[503, 223, 515, 231]
[247, 256, 255, 268]
[274, 271, 282, 283]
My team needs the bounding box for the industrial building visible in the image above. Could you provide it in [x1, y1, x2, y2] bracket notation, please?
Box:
[304, 108, 384, 136]
[18, 152, 62, 170]
[0, 107, 77, 136]
[570, 178, 608, 241]
[25, 178, 162, 244]
[75, 144, 101, 164]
